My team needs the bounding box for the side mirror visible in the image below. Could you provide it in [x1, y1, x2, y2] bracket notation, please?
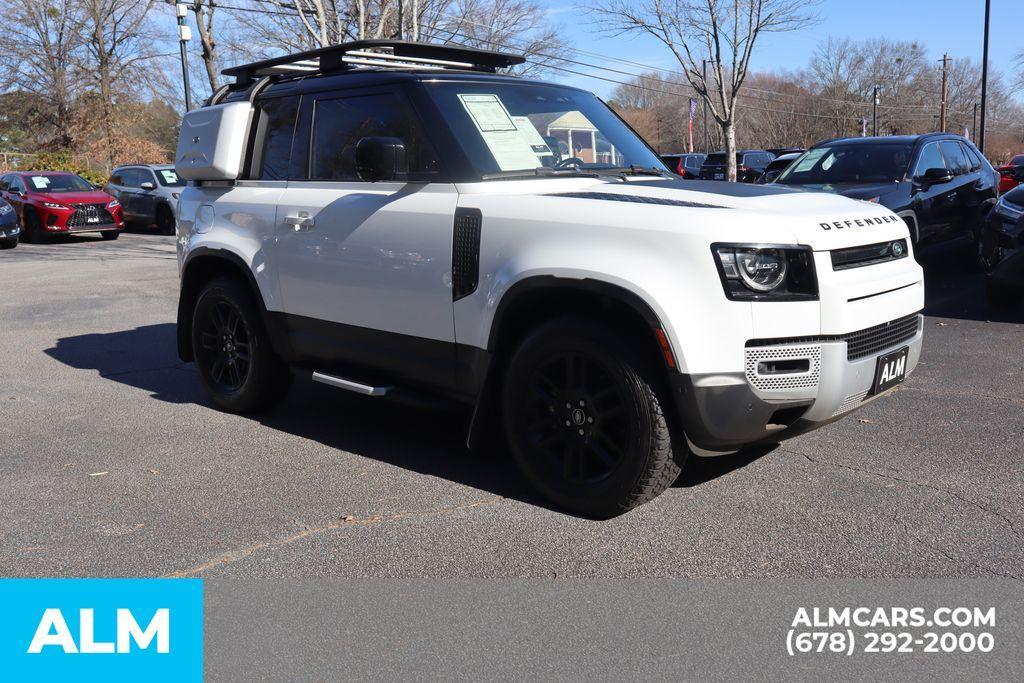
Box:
[355, 137, 407, 182]
[140, 181, 156, 190]
[917, 167, 954, 187]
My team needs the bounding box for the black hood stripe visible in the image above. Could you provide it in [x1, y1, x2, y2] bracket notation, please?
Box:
[546, 191, 731, 209]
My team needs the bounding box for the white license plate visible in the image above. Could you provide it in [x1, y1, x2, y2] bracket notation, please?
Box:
[87, 216, 99, 223]
[714, 173, 724, 180]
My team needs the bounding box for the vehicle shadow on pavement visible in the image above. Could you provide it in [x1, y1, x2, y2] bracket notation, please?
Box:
[919, 239, 1024, 324]
[45, 323, 773, 514]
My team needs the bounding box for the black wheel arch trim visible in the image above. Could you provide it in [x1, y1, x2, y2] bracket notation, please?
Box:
[177, 247, 281, 362]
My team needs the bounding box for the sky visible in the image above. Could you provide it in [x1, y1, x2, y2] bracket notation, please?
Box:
[547, 0, 1022, 99]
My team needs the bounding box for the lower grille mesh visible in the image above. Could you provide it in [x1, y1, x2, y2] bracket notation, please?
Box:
[747, 313, 922, 361]
[67, 203, 115, 229]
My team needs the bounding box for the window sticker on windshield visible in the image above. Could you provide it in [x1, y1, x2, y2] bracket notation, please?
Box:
[31, 176, 51, 190]
[791, 148, 827, 173]
[459, 94, 543, 171]
[159, 170, 179, 184]
[512, 116, 554, 159]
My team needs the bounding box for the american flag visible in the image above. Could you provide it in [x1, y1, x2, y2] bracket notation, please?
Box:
[689, 98, 699, 121]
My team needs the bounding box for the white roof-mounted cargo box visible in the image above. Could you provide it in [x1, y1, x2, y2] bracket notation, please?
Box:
[175, 102, 253, 181]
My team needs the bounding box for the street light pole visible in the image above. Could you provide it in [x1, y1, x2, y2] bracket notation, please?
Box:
[979, 0, 991, 152]
[702, 59, 708, 153]
[872, 85, 878, 137]
[176, 2, 193, 112]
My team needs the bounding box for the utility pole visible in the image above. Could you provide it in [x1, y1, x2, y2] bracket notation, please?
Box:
[176, 2, 193, 112]
[938, 54, 950, 133]
[972, 102, 978, 140]
[872, 85, 879, 137]
[979, 0, 991, 152]
[702, 59, 709, 153]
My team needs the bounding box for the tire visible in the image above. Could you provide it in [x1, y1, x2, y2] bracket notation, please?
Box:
[191, 276, 291, 413]
[501, 318, 684, 518]
[971, 199, 998, 271]
[22, 210, 45, 244]
[156, 205, 176, 236]
[0, 237, 16, 250]
[986, 277, 1017, 310]
[100, 230, 120, 241]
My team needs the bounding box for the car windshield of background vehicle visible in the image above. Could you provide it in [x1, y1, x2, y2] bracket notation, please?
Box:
[425, 82, 666, 177]
[156, 169, 185, 187]
[776, 144, 914, 185]
[26, 174, 93, 192]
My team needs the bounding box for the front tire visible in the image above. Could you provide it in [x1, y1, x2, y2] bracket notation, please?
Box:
[502, 319, 683, 518]
[100, 230, 120, 241]
[192, 277, 291, 413]
[156, 205, 176, 236]
[0, 237, 16, 250]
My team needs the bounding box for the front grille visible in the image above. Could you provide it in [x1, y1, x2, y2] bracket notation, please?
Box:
[746, 313, 922, 362]
[831, 239, 908, 270]
[67, 203, 115, 229]
[844, 313, 920, 360]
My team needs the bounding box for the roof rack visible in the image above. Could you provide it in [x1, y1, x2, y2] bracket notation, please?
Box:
[222, 40, 525, 86]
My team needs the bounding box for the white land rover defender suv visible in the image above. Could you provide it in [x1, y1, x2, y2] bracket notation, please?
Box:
[174, 41, 924, 518]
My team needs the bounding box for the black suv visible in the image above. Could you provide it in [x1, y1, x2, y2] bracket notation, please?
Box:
[774, 134, 999, 255]
[699, 150, 774, 183]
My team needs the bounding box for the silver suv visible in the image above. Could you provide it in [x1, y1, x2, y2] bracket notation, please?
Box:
[105, 164, 184, 235]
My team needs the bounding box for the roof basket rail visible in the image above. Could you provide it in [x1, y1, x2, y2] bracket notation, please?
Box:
[222, 39, 525, 87]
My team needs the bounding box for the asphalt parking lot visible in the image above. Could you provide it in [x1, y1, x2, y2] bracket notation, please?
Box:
[1, 232, 1022, 579]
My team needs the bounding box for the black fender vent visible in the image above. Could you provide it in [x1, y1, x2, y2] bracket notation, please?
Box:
[452, 208, 482, 301]
[545, 191, 730, 209]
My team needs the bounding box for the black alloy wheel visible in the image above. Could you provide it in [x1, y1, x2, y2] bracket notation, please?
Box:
[191, 277, 291, 413]
[197, 298, 252, 393]
[502, 319, 683, 518]
[519, 350, 631, 486]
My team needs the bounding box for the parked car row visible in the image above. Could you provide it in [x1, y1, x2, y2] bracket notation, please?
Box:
[0, 162, 184, 248]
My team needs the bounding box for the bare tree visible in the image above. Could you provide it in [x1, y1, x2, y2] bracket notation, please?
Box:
[75, 0, 161, 172]
[0, 0, 83, 149]
[594, 0, 817, 180]
[188, 0, 221, 93]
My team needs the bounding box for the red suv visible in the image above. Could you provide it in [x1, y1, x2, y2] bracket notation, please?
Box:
[997, 154, 1024, 194]
[0, 171, 125, 243]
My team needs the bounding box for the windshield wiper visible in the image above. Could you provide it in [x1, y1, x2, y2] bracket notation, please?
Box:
[607, 165, 674, 179]
[480, 167, 600, 181]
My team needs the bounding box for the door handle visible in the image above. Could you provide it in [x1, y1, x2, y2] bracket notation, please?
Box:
[285, 211, 314, 232]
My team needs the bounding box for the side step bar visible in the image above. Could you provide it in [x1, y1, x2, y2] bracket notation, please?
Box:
[311, 372, 392, 397]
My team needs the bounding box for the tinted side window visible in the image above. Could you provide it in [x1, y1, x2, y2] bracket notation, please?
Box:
[310, 93, 439, 181]
[939, 141, 969, 174]
[109, 172, 123, 186]
[259, 96, 300, 181]
[914, 143, 946, 177]
[960, 143, 982, 170]
[139, 169, 157, 186]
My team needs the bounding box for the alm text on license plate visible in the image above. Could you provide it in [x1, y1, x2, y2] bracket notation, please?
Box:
[872, 346, 909, 394]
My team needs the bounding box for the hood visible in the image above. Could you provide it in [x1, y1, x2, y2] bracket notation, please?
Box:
[458, 176, 911, 251]
[791, 181, 904, 202]
[34, 191, 114, 206]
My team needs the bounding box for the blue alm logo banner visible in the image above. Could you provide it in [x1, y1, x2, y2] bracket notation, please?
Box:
[0, 579, 203, 682]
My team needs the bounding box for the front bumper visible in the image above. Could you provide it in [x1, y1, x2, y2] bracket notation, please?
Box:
[41, 204, 125, 233]
[673, 314, 924, 452]
[0, 222, 19, 239]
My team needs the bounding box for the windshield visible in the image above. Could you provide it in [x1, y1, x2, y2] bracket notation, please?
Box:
[26, 174, 94, 193]
[155, 168, 184, 187]
[424, 81, 667, 177]
[776, 144, 913, 185]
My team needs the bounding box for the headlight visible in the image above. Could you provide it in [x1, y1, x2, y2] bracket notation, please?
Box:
[107, 199, 120, 209]
[713, 244, 818, 301]
[43, 202, 70, 210]
[0, 203, 11, 216]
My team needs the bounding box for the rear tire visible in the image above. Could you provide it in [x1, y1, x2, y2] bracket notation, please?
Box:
[191, 277, 291, 413]
[501, 318, 684, 518]
[100, 230, 119, 241]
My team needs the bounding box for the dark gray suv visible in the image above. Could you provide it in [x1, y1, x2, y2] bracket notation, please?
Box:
[104, 164, 184, 235]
